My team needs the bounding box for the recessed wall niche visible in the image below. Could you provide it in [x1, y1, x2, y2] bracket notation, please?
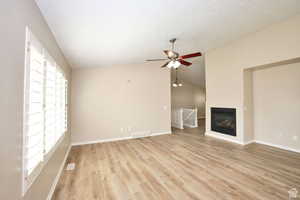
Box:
[243, 57, 300, 151]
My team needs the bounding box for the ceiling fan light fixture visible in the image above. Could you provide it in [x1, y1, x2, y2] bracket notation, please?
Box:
[167, 61, 174, 68]
[178, 83, 183, 87]
[172, 83, 178, 87]
[173, 60, 181, 68]
[167, 60, 181, 69]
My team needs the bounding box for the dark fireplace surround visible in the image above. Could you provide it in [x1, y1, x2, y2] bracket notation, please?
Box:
[211, 107, 236, 136]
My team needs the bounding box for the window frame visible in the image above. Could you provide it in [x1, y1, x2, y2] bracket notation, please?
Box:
[22, 27, 68, 196]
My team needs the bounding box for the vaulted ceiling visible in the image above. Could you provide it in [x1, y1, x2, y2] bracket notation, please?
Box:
[36, 0, 300, 87]
[171, 57, 205, 87]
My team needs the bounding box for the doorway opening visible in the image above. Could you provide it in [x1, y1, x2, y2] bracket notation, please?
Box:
[170, 57, 206, 136]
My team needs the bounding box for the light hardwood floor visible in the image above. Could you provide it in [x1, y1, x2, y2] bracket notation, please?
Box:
[53, 121, 300, 200]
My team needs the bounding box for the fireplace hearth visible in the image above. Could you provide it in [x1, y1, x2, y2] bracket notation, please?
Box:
[211, 107, 236, 136]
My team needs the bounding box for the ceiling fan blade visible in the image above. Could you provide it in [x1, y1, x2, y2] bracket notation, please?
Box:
[180, 52, 202, 59]
[178, 59, 192, 66]
[146, 58, 168, 61]
[163, 50, 171, 56]
[161, 61, 170, 68]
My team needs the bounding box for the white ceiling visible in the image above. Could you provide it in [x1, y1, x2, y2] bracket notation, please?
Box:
[36, 0, 300, 86]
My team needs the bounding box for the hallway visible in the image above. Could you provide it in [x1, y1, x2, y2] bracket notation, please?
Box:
[172, 119, 205, 136]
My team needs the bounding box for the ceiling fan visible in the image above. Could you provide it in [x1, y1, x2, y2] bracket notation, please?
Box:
[146, 38, 202, 68]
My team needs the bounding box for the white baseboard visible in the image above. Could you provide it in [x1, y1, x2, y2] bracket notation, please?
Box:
[244, 140, 256, 145]
[72, 136, 132, 146]
[205, 132, 244, 145]
[184, 124, 198, 128]
[205, 133, 300, 153]
[46, 145, 71, 200]
[72, 131, 172, 146]
[255, 140, 300, 153]
[151, 131, 172, 137]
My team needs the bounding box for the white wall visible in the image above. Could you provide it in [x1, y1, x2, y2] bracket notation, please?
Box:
[71, 63, 171, 144]
[171, 82, 206, 118]
[243, 70, 254, 143]
[253, 62, 300, 151]
[194, 87, 206, 118]
[171, 82, 195, 108]
[205, 14, 300, 144]
[0, 1, 71, 200]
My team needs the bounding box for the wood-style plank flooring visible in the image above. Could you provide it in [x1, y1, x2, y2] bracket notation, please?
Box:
[53, 121, 300, 200]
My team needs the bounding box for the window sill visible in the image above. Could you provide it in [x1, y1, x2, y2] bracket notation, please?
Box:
[22, 131, 68, 196]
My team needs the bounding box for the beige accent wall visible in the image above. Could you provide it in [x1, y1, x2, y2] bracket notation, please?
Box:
[71, 63, 171, 144]
[243, 70, 254, 143]
[252, 62, 300, 151]
[205, 14, 300, 144]
[0, 1, 71, 200]
[171, 82, 206, 118]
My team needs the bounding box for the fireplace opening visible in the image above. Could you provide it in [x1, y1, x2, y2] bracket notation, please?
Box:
[211, 107, 236, 136]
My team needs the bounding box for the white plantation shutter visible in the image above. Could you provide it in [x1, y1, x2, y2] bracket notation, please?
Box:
[55, 71, 63, 141]
[44, 53, 57, 153]
[58, 69, 67, 137]
[44, 57, 68, 153]
[23, 32, 45, 183]
[64, 80, 68, 132]
[23, 29, 68, 193]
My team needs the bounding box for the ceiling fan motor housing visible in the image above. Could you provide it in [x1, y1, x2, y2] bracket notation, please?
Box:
[167, 51, 179, 60]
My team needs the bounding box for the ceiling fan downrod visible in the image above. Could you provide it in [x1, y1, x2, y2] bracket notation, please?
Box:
[169, 38, 176, 51]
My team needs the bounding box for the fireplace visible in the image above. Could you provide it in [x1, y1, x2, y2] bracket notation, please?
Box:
[211, 107, 236, 136]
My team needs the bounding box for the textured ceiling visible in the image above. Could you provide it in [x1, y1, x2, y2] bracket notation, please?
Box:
[35, 0, 300, 86]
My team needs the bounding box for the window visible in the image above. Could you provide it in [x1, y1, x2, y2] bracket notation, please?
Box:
[23, 28, 68, 193]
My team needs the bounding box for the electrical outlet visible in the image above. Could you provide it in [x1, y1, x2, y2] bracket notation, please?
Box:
[66, 163, 76, 171]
